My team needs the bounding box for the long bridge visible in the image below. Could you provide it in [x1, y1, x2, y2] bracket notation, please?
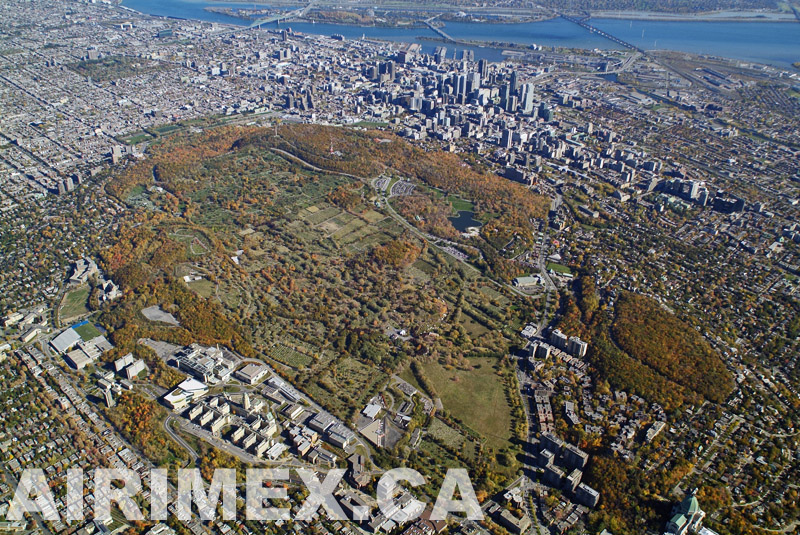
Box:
[559, 13, 645, 53]
[424, 19, 453, 41]
[249, 0, 316, 29]
[423, 19, 473, 46]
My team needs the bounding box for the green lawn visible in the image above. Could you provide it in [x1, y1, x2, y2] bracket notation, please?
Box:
[169, 229, 211, 257]
[74, 322, 102, 341]
[420, 356, 513, 450]
[67, 56, 169, 82]
[187, 279, 215, 298]
[411, 259, 438, 276]
[447, 195, 474, 213]
[458, 311, 490, 337]
[546, 262, 572, 275]
[120, 132, 154, 145]
[477, 285, 511, 306]
[152, 123, 181, 135]
[61, 286, 90, 321]
[128, 185, 146, 198]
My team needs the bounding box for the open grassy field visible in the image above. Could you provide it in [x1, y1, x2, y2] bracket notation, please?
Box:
[398, 365, 423, 393]
[353, 121, 389, 128]
[74, 322, 102, 341]
[128, 185, 146, 198]
[447, 195, 474, 213]
[477, 284, 512, 306]
[411, 258, 438, 276]
[361, 209, 385, 224]
[60, 286, 90, 321]
[152, 123, 181, 136]
[546, 262, 573, 275]
[119, 131, 155, 145]
[304, 205, 341, 225]
[186, 278, 215, 298]
[419, 356, 513, 450]
[418, 438, 464, 471]
[458, 310, 490, 337]
[331, 217, 366, 240]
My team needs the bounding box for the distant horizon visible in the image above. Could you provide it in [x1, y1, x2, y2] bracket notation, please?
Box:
[122, 0, 800, 68]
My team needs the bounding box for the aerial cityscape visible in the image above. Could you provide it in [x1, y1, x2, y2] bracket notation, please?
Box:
[0, 0, 798, 534]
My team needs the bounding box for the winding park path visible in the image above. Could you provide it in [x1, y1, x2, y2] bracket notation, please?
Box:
[269, 145, 538, 299]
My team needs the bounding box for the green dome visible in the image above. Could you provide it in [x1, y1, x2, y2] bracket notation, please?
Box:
[670, 513, 687, 527]
[681, 494, 700, 515]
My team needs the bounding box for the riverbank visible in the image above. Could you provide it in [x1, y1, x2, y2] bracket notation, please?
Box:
[296, 17, 430, 28]
[587, 9, 797, 22]
[200, 0, 798, 23]
[197, 7, 796, 27]
[296, 14, 553, 27]
[204, 6, 274, 21]
[209, 5, 555, 27]
[120, 0, 800, 68]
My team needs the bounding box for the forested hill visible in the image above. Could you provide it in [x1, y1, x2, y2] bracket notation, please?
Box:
[242, 124, 550, 227]
[557, 278, 734, 411]
[108, 124, 549, 282]
[611, 292, 734, 405]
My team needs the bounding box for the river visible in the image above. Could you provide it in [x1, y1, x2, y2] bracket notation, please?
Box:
[121, 0, 800, 68]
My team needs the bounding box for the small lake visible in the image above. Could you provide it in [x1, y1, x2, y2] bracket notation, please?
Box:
[449, 210, 482, 232]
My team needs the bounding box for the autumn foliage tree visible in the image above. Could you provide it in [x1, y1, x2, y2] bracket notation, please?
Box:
[612, 292, 734, 404]
[371, 237, 424, 268]
[108, 392, 187, 467]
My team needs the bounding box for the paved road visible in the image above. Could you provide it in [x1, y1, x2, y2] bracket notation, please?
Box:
[534, 197, 560, 336]
[164, 415, 200, 461]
